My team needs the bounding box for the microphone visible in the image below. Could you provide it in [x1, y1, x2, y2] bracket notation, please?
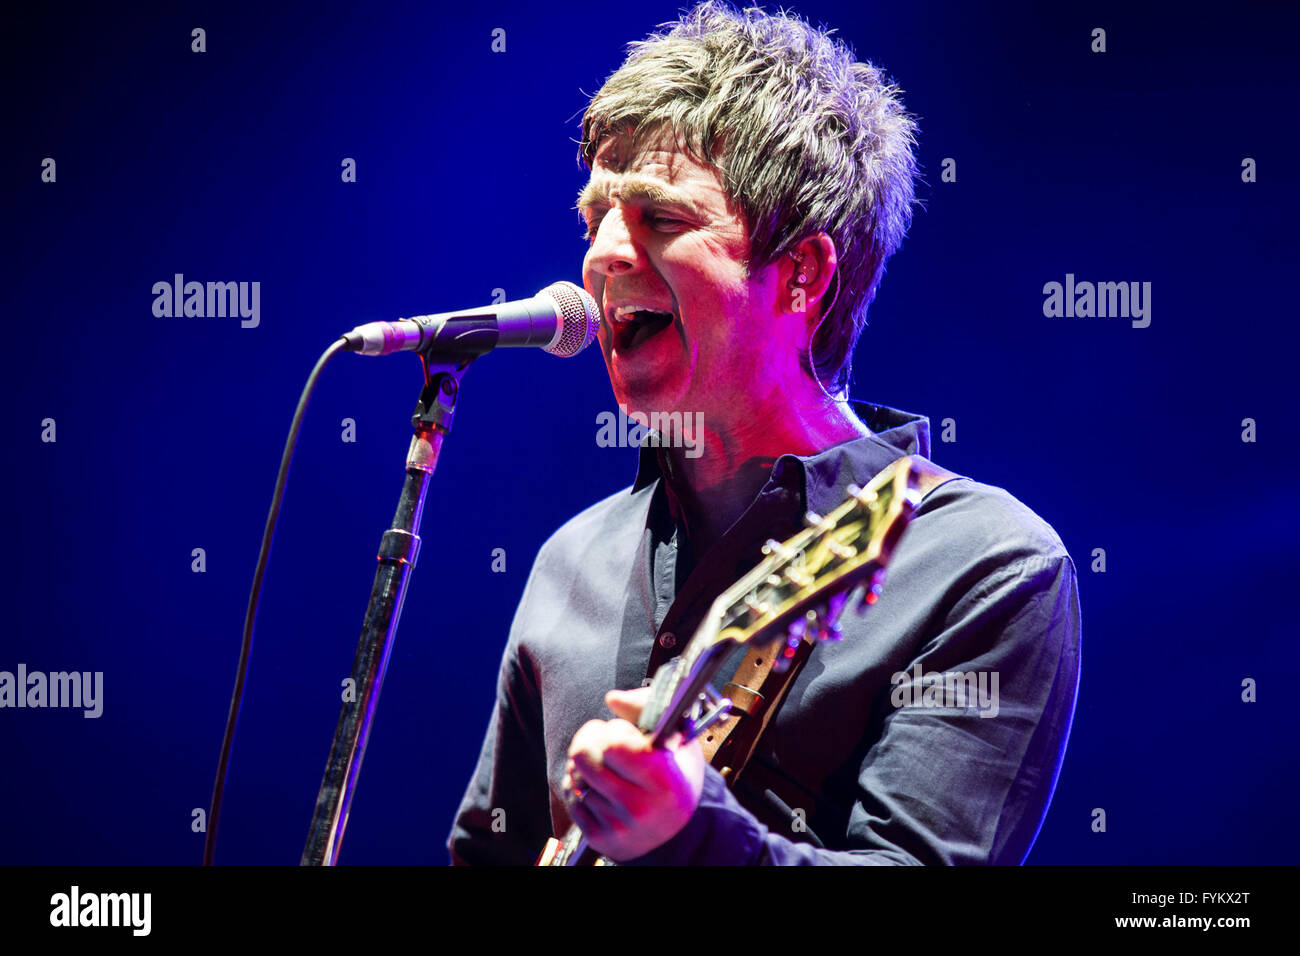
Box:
[342, 281, 600, 359]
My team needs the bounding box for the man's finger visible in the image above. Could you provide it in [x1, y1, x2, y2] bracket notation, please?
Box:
[567, 780, 630, 835]
[603, 736, 703, 790]
[569, 751, 641, 821]
[605, 686, 651, 723]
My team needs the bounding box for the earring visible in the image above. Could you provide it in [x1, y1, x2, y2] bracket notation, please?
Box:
[789, 250, 808, 285]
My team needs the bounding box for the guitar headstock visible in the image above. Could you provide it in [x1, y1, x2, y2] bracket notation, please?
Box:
[642, 456, 923, 739]
[708, 454, 922, 656]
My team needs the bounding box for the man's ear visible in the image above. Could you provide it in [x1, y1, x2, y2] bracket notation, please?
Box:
[782, 233, 838, 322]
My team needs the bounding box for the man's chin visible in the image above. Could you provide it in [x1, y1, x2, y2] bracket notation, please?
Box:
[606, 372, 681, 419]
[609, 388, 688, 424]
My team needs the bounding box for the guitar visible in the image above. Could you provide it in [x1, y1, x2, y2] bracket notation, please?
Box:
[536, 455, 925, 866]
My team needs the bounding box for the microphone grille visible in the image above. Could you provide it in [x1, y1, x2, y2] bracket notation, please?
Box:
[540, 281, 600, 358]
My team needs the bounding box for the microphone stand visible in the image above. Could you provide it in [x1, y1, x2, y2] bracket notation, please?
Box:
[301, 356, 469, 866]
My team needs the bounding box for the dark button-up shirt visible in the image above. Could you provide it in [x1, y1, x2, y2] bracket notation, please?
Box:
[448, 401, 1081, 865]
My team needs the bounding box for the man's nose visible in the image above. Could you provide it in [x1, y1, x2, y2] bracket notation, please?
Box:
[585, 208, 640, 277]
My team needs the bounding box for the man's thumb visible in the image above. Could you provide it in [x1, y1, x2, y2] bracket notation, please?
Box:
[605, 686, 650, 721]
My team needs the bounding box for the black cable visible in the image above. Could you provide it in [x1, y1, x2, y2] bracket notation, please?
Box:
[203, 338, 347, 866]
[735, 776, 827, 849]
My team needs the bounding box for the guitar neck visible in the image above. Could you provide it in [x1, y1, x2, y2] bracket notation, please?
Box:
[641, 640, 728, 748]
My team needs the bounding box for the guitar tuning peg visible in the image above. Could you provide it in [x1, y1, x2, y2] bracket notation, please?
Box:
[803, 604, 838, 642]
[816, 621, 843, 643]
[773, 628, 802, 674]
[854, 569, 888, 615]
[762, 538, 792, 558]
[825, 591, 848, 625]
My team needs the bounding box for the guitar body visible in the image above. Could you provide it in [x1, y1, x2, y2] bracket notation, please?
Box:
[536, 836, 613, 866]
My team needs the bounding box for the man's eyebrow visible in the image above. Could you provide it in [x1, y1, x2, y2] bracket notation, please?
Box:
[576, 176, 704, 215]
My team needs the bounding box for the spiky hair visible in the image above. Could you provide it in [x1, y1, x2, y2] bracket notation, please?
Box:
[581, 2, 920, 394]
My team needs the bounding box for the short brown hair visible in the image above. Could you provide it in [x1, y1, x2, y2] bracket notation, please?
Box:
[581, 1, 920, 395]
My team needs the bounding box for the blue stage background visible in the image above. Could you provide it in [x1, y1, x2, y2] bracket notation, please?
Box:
[3, 0, 1297, 865]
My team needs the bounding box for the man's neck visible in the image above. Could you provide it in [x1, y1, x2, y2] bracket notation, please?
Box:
[660, 396, 871, 558]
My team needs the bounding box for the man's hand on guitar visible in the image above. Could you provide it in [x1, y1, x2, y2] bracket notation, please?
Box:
[562, 686, 706, 862]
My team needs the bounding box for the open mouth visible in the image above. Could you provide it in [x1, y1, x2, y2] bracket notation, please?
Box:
[612, 310, 675, 352]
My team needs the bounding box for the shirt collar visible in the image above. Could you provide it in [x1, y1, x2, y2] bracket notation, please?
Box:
[630, 400, 932, 504]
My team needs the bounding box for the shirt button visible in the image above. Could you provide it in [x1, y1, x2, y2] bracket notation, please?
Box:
[658, 631, 677, 649]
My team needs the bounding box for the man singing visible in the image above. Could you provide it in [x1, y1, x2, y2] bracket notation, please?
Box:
[449, 1, 1081, 865]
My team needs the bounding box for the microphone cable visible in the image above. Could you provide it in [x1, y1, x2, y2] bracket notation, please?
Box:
[203, 338, 347, 865]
